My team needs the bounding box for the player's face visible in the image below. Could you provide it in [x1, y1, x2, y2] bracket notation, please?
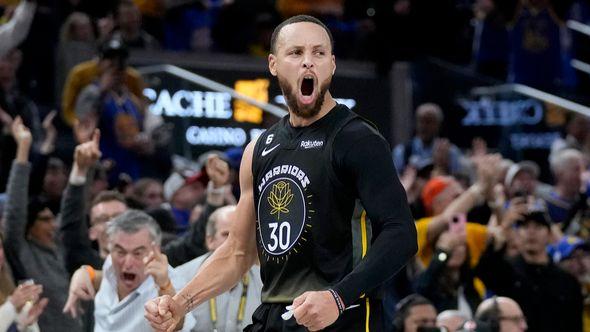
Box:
[269, 22, 335, 119]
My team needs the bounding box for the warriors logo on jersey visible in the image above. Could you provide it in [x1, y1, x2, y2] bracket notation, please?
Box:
[257, 164, 314, 262]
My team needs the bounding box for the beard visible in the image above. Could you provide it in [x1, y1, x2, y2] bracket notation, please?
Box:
[278, 75, 331, 119]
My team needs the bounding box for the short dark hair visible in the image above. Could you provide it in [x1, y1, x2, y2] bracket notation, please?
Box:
[26, 196, 52, 232]
[393, 294, 434, 332]
[91, 190, 127, 209]
[270, 15, 334, 54]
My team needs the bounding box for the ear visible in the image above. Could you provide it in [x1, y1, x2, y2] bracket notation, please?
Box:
[331, 55, 336, 76]
[268, 54, 277, 77]
[205, 235, 213, 251]
[89, 227, 98, 241]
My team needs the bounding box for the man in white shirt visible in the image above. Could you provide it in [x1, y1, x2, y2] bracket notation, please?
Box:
[175, 205, 262, 332]
[94, 209, 195, 331]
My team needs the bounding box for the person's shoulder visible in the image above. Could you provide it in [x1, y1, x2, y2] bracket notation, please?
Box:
[335, 111, 385, 148]
[126, 67, 144, 81]
[71, 59, 98, 75]
[466, 222, 488, 235]
[550, 261, 582, 285]
[335, 107, 379, 135]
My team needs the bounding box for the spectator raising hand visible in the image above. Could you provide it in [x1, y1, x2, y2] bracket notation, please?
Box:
[40, 110, 57, 155]
[72, 129, 101, 177]
[432, 138, 452, 175]
[500, 196, 528, 229]
[143, 248, 174, 295]
[206, 154, 231, 188]
[4, 114, 82, 331]
[73, 114, 97, 144]
[11, 116, 32, 162]
[205, 154, 235, 206]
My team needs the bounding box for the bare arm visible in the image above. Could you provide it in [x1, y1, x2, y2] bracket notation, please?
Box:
[145, 139, 259, 332]
[426, 154, 500, 242]
[173, 140, 258, 313]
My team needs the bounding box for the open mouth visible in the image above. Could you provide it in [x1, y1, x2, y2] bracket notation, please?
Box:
[300, 75, 315, 97]
[122, 272, 136, 283]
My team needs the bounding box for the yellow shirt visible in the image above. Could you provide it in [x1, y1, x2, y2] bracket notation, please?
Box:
[415, 217, 489, 268]
[584, 306, 590, 332]
[61, 59, 145, 126]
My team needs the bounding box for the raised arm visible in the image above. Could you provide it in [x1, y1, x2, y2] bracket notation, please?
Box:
[145, 140, 259, 332]
[0, 0, 36, 57]
[426, 154, 500, 242]
[4, 117, 33, 257]
[163, 154, 233, 267]
[60, 130, 102, 273]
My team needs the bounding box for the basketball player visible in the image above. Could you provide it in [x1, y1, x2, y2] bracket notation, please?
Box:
[145, 15, 417, 332]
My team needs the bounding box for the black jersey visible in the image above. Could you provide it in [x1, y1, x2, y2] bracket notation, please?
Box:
[252, 104, 374, 303]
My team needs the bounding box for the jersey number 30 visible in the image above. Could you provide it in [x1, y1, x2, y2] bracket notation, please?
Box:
[267, 222, 291, 251]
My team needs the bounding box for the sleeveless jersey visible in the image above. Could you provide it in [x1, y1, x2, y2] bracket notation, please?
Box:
[252, 104, 372, 303]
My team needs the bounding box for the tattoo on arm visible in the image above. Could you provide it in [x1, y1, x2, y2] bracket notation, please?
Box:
[181, 293, 196, 313]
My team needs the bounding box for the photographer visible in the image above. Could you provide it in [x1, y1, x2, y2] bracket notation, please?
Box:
[73, 39, 163, 186]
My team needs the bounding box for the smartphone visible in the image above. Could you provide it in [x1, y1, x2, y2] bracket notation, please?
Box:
[449, 213, 466, 233]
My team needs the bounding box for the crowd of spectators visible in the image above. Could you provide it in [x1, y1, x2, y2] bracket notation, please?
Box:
[2, 0, 590, 111]
[0, 0, 589, 332]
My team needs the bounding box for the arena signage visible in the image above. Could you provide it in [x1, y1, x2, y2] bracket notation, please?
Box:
[144, 88, 233, 119]
[136, 61, 391, 159]
[458, 97, 544, 126]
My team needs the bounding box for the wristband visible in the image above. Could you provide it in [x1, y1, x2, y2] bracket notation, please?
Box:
[84, 265, 95, 283]
[159, 279, 172, 292]
[328, 289, 345, 315]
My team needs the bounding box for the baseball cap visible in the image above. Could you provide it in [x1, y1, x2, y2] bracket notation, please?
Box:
[548, 236, 590, 262]
[185, 170, 209, 187]
[504, 161, 540, 188]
